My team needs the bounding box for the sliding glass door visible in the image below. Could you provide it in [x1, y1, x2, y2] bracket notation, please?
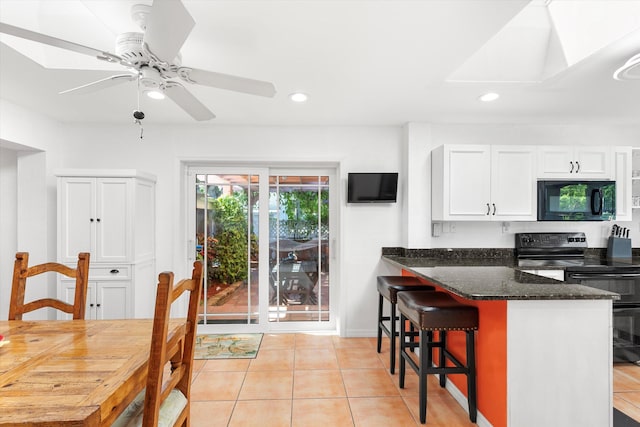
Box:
[268, 174, 330, 324]
[188, 167, 335, 333]
[193, 171, 261, 327]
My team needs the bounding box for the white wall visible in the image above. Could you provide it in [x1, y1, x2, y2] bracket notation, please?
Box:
[0, 148, 17, 319]
[405, 123, 640, 250]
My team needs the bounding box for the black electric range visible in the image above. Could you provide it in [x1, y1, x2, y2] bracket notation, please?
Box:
[516, 232, 640, 363]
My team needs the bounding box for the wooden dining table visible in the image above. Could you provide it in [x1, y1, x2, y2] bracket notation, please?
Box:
[0, 318, 182, 426]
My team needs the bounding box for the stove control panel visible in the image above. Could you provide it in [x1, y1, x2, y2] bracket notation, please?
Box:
[515, 232, 588, 250]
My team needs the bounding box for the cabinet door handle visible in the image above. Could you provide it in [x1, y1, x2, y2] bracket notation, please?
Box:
[486, 203, 490, 215]
[110, 269, 119, 274]
[90, 218, 94, 222]
[96, 304, 101, 307]
[575, 161, 580, 173]
[96, 218, 101, 222]
[492, 203, 496, 215]
[570, 161, 574, 173]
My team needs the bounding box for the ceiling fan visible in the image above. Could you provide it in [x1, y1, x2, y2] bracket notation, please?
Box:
[0, 0, 276, 121]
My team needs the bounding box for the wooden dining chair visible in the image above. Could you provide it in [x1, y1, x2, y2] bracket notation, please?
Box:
[9, 252, 90, 320]
[112, 261, 203, 427]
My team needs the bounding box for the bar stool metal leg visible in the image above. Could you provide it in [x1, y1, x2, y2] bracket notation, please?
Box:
[377, 293, 384, 353]
[399, 313, 406, 388]
[467, 330, 477, 423]
[419, 328, 429, 423]
[377, 294, 402, 374]
[439, 330, 447, 388]
[390, 302, 397, 374]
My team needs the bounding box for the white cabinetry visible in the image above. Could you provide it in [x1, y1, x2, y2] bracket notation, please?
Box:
[537, 146, 611, 179]
[432, 145, 536, 221]
[60, 266, 131, 320]
[632, 149, 640, 213]
[58, 177, 130, 263]
[56, 170, 156, 319]
[614, 147, 632, 221]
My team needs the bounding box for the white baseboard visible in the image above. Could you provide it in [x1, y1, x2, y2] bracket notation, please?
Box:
[439, 374, 492, 427]
[344, 328, 377, 337]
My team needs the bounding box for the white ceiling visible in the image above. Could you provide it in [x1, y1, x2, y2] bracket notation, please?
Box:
[0, 0, 639, 126]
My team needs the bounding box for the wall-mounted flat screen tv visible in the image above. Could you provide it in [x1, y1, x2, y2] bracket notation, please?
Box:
[347, 172, 398, 203]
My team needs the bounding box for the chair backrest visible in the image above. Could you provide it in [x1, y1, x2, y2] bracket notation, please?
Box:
[9, 252, 90, 320]
[143, 261, 203, 427]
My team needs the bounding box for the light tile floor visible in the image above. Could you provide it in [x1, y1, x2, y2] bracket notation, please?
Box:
[189, 333, 476, 426]
[190, 333, 640, 426]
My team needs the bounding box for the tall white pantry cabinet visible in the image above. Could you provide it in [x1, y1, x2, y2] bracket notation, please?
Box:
[55, 170, 156, 320]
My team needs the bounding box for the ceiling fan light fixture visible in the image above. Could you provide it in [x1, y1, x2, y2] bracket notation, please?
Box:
[479, 92, 500, 102]
[289, 92, 308, 103]
[145, 89, 165, 100]
[139, 66, 166, 99]
[613, 53, 640, 81]
[140, 66, 163, 89]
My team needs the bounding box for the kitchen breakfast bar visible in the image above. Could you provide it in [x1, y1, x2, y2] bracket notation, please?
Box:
[382, 252, 619, 427]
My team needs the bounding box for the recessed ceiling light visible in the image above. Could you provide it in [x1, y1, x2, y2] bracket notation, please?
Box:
[289, 92, 308, 103]
[479, 92, 500, 102]
[145, 89, 165, 100]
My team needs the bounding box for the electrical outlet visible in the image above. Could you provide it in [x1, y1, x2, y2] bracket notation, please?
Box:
[432, 222, 442, 237]
[449, 223, 456, 233]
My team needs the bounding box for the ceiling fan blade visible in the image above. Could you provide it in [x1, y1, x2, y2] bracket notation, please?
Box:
[165, 83, 215, 121]
[59, 74, 138, 95]
[143, 0, 195, 63]
[178, 67, 277, 97]
[0, 22, 123, 65]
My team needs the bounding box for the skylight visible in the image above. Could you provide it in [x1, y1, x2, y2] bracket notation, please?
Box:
[447, 0, 640, 83]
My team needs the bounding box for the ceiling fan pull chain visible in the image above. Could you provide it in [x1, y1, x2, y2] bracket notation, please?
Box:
[133, 72, 144, 140]
[137, 73, 141, 111]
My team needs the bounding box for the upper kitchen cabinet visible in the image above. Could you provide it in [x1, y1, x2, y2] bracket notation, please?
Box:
[432, 145, 536, 221]
[537, 146, 612, 179]
[56, 170, 156, 264]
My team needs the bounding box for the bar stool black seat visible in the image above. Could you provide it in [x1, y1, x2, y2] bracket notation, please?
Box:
[397, 290, 478, 424]
[377, 276, 435, 374]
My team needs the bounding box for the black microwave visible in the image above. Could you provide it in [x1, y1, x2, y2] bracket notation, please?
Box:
[537, 180, 616, 221]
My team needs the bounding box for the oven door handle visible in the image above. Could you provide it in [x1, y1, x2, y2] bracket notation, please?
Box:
[614, 303, 640, 310]
[567, 273, 640, 280]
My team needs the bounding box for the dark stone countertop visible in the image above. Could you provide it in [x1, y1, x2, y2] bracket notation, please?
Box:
[382, 254, 620, 301]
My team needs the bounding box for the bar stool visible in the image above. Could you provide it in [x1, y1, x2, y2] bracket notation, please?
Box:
[377, 276, 435, 374]
[397, 290, 478, 424]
